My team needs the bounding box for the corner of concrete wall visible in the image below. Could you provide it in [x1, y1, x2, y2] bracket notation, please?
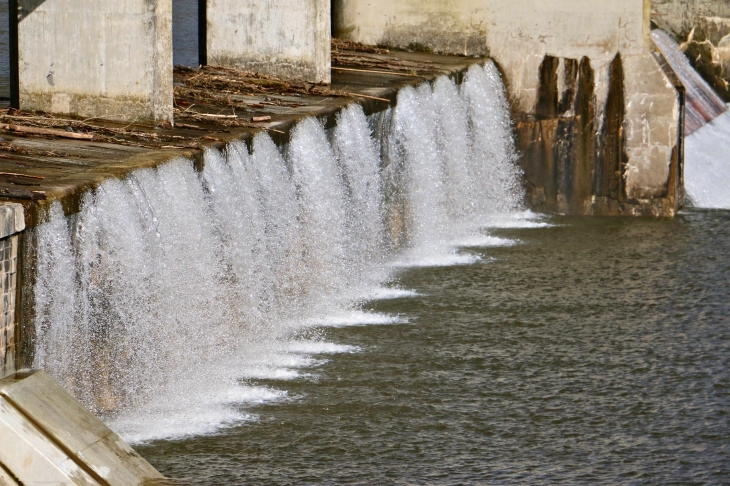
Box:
[622, 51, 681, 205]
[207, 0, 331, 83]
[17, 0, 173, 124]
[488, 0, 682, 216]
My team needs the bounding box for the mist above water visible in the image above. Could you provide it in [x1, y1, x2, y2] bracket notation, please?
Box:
[30, 63, 524, 443]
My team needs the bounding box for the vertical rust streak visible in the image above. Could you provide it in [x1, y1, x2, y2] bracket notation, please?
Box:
[573, 57, 595, 213]
[596, 53, 627, 202]
[536, 56, 559, 119]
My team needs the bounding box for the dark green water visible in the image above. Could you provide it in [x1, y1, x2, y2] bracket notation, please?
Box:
[137, 210, 730, 485]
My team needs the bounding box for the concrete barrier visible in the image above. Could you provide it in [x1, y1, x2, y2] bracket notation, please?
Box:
[0, 370, 164, 485]
[206, 0, 331, 83]
[16, 0, 173, 124]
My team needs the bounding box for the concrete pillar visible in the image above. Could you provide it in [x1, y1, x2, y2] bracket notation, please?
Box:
[332, 0, 489, 56]
[206, 0, 331, 83]
[334, 0, 683, 215]
[0, 204, 24, 381]
[16, 0, 173, 124]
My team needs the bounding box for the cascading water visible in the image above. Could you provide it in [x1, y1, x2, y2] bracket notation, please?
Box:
[652, 29, 730, 209]
[30, 62, 525, 443]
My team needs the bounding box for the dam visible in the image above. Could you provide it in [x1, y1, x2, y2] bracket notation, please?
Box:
[1, 0, 730, 484]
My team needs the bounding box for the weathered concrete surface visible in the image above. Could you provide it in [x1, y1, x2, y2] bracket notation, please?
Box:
[0, 204, 23, 381]
[493, 1, 682, 215]
[332, 0, 488, 56]
[517, 48, 683, 216]
[207, 0, 331, 83]
[0, 370, 163, 485]
[17, 0, 173, 124]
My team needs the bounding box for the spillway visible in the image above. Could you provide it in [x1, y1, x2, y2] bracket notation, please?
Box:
[27, 63, 524, 442]
[652, 29, 730, 209]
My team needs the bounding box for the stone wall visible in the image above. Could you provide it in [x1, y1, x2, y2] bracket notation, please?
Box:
[17, 0, 173, 124]
[0, 204, 24, 380]
[334, 0, 683, 216]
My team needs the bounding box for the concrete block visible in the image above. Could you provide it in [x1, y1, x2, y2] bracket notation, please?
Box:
[623, 53, 680, 200]
[333, 0, 489, 56]
[0, 370, 164, 485]
[0, 396, 99, 485]
[0, 204, 24, 240]
[206, 0, 331, 83]
[17, 0, 173, 124]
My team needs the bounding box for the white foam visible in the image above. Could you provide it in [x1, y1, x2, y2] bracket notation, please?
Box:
[287, 341, 361, 354]
[109, 385, 286, 444]
[452, 235, 517, 248]
[393, 250, 482, 268]
[240, 367, 303, 381]
[477, 212, 554, 229]
[359, 287, 420, 300]
[305, 310, 407, 327]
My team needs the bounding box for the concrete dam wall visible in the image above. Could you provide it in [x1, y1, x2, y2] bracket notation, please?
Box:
[3, 0, 729, 479]
[334, 0, 684, 216]
[2, 0, 691, 218]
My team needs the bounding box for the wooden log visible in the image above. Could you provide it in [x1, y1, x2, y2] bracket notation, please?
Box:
[0, 187, 46, 199]
[0, 123, 94, 140]
[0, 172, 44, 180]
[343, 92, 391, 103]
[332, 66, 418, 77]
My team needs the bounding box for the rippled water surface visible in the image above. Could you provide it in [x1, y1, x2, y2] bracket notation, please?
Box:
[135, 209, 730, 485]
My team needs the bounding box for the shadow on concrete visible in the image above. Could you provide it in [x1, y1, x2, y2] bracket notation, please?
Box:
[18, 0, 46, 22]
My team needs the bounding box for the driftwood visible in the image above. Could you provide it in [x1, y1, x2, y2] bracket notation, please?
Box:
[332, 66, 419, 77]
[0, 172, 44, 180]
[342, 93, 391, 103]
[0, 123, 94, 140]
[0, 187, 46, 200]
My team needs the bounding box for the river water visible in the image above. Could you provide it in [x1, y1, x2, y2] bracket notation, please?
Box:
[131, 210, 730, 485]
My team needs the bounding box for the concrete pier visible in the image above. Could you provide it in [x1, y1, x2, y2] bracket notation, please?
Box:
[16, 0, 173, 124]
[333, 0, 684, 216]
[205, 0, 331, 83]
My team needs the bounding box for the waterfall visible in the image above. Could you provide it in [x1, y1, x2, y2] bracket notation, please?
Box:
[29, 62, 524, 443]
[651, 29, 730, 209]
